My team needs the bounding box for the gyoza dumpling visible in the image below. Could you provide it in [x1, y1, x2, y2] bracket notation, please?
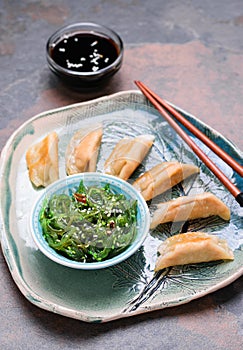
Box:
[26, 131, 59, 188]
[65, 125, 103, 175]
[133, 162, 199, 201]
[155, 231, 234, 271]
[104, 134, 155, 180]
[150, 192, 230, 229]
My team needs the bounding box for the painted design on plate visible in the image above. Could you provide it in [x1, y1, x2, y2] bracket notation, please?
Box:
[109, 179, 241, 314]
[0, 91, 242, 323]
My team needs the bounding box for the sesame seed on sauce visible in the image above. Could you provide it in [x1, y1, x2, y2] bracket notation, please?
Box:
[50, 32, 118, 72]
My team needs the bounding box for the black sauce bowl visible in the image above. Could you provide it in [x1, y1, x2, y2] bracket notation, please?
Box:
[46, 22, 124, 87]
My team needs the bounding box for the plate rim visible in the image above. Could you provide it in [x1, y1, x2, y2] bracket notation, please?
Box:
[0, 89, 242, 323]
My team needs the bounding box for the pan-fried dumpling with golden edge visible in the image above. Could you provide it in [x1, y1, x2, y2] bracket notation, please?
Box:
[104, 134, 155, 180]
[150, 192, 230, 229]
[26, 131, 59, 188]
[154, 231, 234, 271]
[133, 161, 199, 201]
[65, 125, 103, 175]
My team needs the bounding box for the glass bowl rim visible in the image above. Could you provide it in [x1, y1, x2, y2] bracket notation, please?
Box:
[46, 22, 124, 78]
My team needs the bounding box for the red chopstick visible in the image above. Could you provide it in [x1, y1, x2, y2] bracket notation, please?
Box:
[135, 80, 243, 207]
[136, 81, 243, 177]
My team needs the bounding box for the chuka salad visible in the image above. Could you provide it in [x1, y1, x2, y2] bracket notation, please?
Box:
[39, 180, 138, 262]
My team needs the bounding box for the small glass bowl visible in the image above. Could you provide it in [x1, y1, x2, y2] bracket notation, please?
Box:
[46, 22, 124, 87]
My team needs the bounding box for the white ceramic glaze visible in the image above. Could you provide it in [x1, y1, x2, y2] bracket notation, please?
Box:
[0, 90, 242, 323]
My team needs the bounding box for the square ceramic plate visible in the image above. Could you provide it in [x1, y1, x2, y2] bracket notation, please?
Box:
[0, 90, 242, 323]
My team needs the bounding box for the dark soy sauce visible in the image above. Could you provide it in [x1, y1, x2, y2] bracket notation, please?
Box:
[50, 32, 119, 73]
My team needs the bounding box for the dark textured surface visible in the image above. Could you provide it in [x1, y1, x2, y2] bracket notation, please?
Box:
[0, 1, 242, 349]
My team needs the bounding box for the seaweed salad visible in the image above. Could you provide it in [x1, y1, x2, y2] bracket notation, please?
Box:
[39, 180, 138, 262]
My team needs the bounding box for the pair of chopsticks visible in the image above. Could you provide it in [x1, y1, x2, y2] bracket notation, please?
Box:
[135, 81, 243, 207]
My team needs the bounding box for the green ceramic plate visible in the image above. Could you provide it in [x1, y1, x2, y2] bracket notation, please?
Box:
[0, 91, 242, 323]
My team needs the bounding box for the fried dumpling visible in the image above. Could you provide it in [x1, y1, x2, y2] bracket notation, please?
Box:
[133, 161, 199, 201]
[26, 131, 59, 188]
[155, 231, 234, 271]
[150, 192, 230, 229]
[104, 134, 155, 180]
[65, 125, 103, 175]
